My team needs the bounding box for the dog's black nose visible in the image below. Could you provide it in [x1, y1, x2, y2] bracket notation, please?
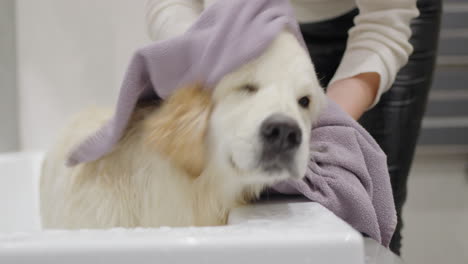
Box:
[261, 114, 302, 153]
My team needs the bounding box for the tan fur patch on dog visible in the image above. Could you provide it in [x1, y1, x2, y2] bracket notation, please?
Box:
[142, 84, 212, 177]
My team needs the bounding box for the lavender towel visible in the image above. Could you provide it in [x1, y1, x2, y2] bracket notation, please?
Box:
[65, 0, 396, 247]
[272, 99, 397, 247]
[66, 0, 304, 166]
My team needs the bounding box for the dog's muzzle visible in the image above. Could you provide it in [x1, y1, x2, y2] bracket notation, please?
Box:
[259, 113, 302, 172]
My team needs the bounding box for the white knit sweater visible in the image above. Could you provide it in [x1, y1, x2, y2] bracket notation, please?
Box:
[145, 0, 419, 106]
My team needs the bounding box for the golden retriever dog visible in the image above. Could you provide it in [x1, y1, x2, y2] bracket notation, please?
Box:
[40, 31, 326, 229]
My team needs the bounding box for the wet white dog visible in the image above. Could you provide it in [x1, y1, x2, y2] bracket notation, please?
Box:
[40, 31, 326, 229]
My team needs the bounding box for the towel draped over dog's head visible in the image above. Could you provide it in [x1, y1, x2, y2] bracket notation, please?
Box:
[66, 0, 307, 166]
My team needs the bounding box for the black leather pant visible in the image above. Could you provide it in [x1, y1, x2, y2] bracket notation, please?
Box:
[299, 0, 442, 254]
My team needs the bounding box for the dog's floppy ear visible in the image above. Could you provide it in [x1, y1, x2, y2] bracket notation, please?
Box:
[143, 84, 212, 177]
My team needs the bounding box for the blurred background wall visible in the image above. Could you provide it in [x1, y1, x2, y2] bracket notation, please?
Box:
[14, 0, 150, 151]
[0, 0, 19, 152]
[417, 0, 468, 154]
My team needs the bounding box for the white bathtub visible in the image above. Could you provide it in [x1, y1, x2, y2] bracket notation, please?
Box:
[0, 152, 400, 264]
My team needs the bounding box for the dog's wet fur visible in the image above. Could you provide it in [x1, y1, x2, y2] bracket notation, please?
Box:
[40, 31, 326, 229]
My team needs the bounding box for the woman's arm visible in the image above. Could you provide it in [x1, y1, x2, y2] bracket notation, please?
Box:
[145, 0, 203, 41]
[327, 0, 419, 119]
[327, 72, 380, 120]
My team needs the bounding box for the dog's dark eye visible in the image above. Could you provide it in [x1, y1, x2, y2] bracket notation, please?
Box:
[298, 96, 310, 108]
[241, 84, 258, 93]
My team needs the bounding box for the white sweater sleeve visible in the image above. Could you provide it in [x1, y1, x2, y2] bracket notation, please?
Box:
[328, 0, 419, 107]
[145, 0, 203, 41]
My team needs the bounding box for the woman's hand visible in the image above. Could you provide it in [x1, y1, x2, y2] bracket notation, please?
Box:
[326, 72, 380, 120]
